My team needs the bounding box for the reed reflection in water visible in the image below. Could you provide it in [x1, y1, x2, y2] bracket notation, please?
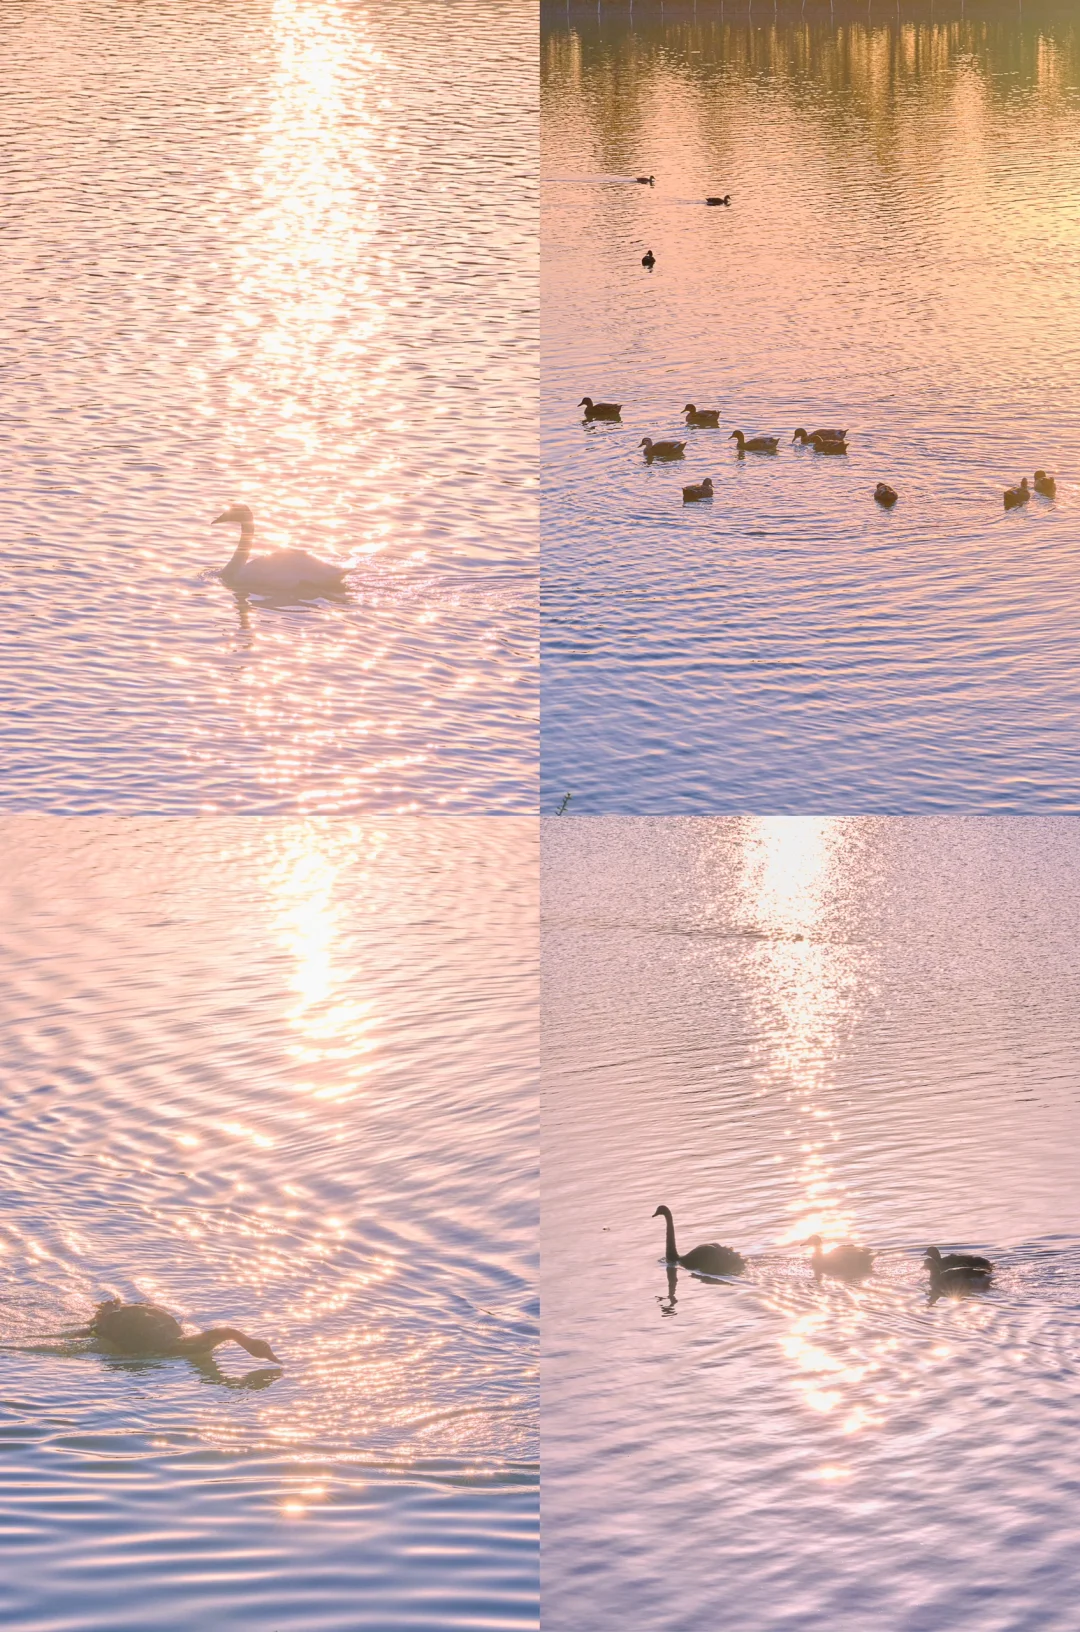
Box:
[543, 1, 1080, 810]
[0, 818, 538, 1630]
[544, 815, 1080, 1632]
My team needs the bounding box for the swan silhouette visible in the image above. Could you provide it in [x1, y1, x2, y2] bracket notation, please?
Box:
[214, 505, 347, 596]
[653, 1205, 745, 1276]
[68, 1299, 282, 1362]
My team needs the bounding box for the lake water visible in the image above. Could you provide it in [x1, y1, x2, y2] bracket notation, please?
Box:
[0, 0, 537, 813]
[0, 818, 538, 1630]
[543, 816, 1080, 1631]
[542, 1, 1080, 812]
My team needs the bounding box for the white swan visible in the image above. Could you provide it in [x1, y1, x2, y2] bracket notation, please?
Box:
[213, 504, 348, 596]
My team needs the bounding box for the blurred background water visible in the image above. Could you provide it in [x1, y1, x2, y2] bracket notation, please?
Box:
[0, 0, 537, 813]
[544, 815, 1080, 1631]
[0, 818, 537, 1630]
[542, 0, 1080, 812]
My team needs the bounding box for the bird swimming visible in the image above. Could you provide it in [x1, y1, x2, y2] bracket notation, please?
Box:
[653, 1205, 745, 1276]
[808, 435, 848, 455]
[1003, 478, 1030, 510]
[793, 427, 848, 445]
[213, 505, 348, 596]
[635, 175, 655, 185]
[640, 436, 686, 461]
[730, 430, 780, 454]
[804, 1234, 874, 1282]
[67, 1299, 282, 1363]
[1034, 469, 1057, 498]
[874, 482, 899, 507]
[924, 1246, 993, 1273]
[579, 396, 622, 421]
[683, 404, 721, 428]
[925, 1252, 993, 1300]
[705, 195, 731, 206]
[642, 250, 656, 268]
[682, 478, 714, 502]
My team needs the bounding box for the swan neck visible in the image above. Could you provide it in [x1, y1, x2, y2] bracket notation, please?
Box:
[178, 1326, 244, 1356]
[665, 1213, 678, 1263]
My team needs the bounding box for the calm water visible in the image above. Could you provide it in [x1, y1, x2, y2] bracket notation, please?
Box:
[542, 1, 1080, 812]
[544, 816, 1080, 1630]
[0, 0, 537, 813]
[0, 819, 537, 1630]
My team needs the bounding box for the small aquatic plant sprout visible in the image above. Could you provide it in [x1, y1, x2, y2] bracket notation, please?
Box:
[579, 396, 622, 421]
[804, 1234, 874, 1282]
[72, 1299, 282, 1363]
[213, 505, 347, 596]
[652, 1205, 745, 1276]
[683, 404, 721, 427]
[730, 430, 780, 454]
[682, 478, 714, 503]
[1003, 477, 1030, 510]
[639, 437, 686, 461]
[1034, 469, 1057, 498]
[875, 482, 899, 507]
[641, 250, 655, 268]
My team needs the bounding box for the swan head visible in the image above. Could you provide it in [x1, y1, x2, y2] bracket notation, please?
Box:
[213, 504, 255, 529]
[652, 1205, 673, 1221]
[243, 1336, 282, 1363]
[803, 1234, 823, 1249]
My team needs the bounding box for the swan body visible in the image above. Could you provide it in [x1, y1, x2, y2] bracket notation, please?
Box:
[642, 250, 656, 268]
[640, 437, 686, 461]
[83, 1299, 281, 1362]
[214, 505, 347, 596]
[1034, 469, 1057, 498]
[793, 427, 848, 445]
[875, 482, 899, 507]
[805, 1234, 874, 1282]
[580, 396, 622, 420]
[705, 195, 731, 206]
[730, 430, 779, 454]
[924, 1246, 993, 1273]
[653, 1205, 745, 1277]
[683, 404, 721, 427]
[1004, 478, 1030, 510]
[682, 478, 714, 502]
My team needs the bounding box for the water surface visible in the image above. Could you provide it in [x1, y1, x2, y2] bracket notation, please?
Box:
[543, 1, 1080, 810]
[1, 0, 537, 812]
[0, 818, 538, 1630]
[544, 816, 1080, 1630]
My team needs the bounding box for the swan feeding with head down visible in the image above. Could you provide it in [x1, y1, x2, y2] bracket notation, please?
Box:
[213, 504, 348, 596]
[69, 1299, 282, 1363]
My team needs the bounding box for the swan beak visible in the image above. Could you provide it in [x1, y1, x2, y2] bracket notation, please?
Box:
[266, 1348, 283, 1364]
[211, 512, 230, 525]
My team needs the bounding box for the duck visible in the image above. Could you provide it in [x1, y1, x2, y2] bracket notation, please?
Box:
[639, 436, 686, 461]
[730, 430, 780, 454]
[1034, 469, 1057, 498]
[926, 1260, 993, 1301]
[924, 1246, 993, 1274]
[635, 175, 655, 185]
[214, 506, 347, 596]
[682, 478, 714, 502]
[1003, 478, 1030, 510]
[809, 435, 849, 455]
[641, 250, 656, 268]
[705, 195, 731, 206]
[793, 427, 848, 445]
[71, 1299, 282, 1362]
[579, 396, 622, 421]
[874, 482, 899, 508]
[683, 404, 721, 428]
[653, 1205, 745, 1277]
[804, 1234, 874, 1282]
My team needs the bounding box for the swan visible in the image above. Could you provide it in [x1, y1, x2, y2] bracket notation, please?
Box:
[639, 436, 686, 461]
[579, 396, 623, 421]
[1034, 469, 1057, 498]
[683, 404, 721, 427]
[69, 1299, 281, 1362]
[805, 1234, 873, 1281]
[642, 250, 656, 268]
[213, 505, 347, 596]
[730, 430, 779, 454]
[1003, 478, 1030, 510]
[682, 478, 714, 502]
[874, 482, 899, 507]
[653, 1205, 745, 1276]
[924, 1246, 993, 1273]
